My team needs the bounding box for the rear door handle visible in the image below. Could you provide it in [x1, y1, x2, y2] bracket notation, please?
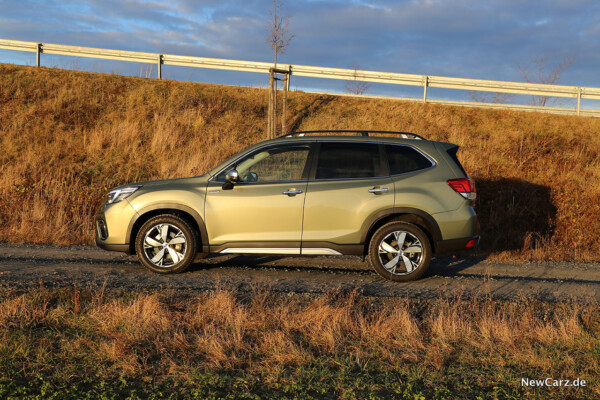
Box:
[368, 187, 389, 194]
[283, 189, 303, 196]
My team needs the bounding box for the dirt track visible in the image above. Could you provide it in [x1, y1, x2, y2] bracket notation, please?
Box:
[0, 243, 598, 301]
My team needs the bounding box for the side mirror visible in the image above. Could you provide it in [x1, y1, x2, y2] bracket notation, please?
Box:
[226, 169, 240, 183]
[222, 169, 239, 190]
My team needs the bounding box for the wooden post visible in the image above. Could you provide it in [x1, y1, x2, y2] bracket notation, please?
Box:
[36, 43, 41, 67]
[268, 69, 274, 139]
[423, 76, 429, 103]
[273, 75, 278, 138]
[282, 74, 288, 135]
[158, 55, 163, 79]
[268, 67, 292, 139]
[576, 87, 582, 116]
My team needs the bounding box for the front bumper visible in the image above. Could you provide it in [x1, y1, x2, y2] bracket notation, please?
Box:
[94, 237, 130, 252]
[94, 199, 138, 254]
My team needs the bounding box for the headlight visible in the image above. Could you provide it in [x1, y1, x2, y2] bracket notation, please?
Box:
[105, 186, 140, 204]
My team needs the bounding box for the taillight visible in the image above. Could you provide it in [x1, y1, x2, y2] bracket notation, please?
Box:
[447, 178, 476, 201]
[465, 239, 477, 248]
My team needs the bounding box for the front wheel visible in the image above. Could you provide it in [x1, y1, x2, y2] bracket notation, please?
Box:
[367, 221, 431, 282]
[135, 214, 198, 274]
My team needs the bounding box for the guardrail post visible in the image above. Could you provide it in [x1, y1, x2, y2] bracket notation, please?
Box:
[423, 76, 429, 103]
[36, 43, 41, 67]
[576, 87, 582, 116]
[286, 66, 292, 91]
[157, 55, 163, 79]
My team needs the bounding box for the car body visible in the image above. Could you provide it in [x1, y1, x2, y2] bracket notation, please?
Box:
[95, 130, 479, 281]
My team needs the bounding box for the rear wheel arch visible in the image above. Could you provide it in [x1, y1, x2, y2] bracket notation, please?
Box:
[362, 208, 441, 255]
[127, 205, 208, 254]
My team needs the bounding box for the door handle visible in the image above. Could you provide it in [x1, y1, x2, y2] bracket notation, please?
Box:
[368, 187, 389, 194]
[283, 189, 303, 196]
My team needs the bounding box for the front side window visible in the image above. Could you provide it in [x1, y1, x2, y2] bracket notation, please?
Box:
[215, 144, 310, 182]
[386, 145, 433, 175]
[315, 142, 382, 179]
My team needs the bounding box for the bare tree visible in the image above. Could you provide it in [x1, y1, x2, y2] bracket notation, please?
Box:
[517, 55, 576, 106]
[468, 91, 515, 104]
[344, 64, 372, 95]
[266, 0, 295, 68]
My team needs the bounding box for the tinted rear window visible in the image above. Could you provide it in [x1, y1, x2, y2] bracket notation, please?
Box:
[386, 145, 433, 175]
[316, 142, 382, 179]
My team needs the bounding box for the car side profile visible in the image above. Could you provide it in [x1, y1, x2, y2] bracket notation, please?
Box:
[95, 130, 479, 281]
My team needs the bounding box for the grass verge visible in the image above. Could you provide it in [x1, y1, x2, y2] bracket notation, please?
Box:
[1, 63, 600, 261]
[0, 286, 598, 399]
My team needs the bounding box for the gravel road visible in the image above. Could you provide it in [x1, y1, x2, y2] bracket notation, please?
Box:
[0, 243, 598, 301]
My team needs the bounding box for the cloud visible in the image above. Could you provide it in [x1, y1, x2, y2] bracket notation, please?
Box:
[0, 0, 599, 97]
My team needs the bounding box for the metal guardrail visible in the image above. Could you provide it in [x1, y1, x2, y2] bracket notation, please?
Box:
[302, 91, 600, 117]
[2, 38, 600, 117]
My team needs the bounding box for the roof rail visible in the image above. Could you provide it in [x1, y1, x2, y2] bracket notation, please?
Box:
[281, 130, 426, 140]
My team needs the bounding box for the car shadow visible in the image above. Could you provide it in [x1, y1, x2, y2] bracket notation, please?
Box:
[473, 177, 557, 254]
[190, 254, 374, 275]
[427, 257, 481, 274]
[191, 254, 486, 278]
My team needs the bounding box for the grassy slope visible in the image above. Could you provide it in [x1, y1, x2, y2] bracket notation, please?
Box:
[1, 63, 599, 261]
[0, 288, 598, 399]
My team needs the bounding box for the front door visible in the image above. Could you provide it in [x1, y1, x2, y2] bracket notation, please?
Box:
[205, 142, 312, 254]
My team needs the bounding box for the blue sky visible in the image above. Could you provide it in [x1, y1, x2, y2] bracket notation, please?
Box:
[1, 0, 599, 105]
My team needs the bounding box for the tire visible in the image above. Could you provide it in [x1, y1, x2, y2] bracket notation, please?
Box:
[367, 221, 431, 282]
[135, 214, 198, 274]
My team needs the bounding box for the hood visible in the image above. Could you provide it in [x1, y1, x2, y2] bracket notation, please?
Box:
[114, 174, 209, 189]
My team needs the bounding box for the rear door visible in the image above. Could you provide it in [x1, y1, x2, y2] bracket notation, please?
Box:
[301, 142, 393, 252]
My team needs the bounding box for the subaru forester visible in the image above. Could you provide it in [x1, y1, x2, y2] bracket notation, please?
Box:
[95, 130, 479, 281]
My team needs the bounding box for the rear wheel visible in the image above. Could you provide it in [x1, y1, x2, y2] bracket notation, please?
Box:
[135, 214, 198, 274]
[367, 221, 431, 282]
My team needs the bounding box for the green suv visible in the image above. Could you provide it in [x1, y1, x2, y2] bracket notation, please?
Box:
[95, 130, 479, 281]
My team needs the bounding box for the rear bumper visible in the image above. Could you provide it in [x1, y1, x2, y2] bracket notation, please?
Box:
[435, 235, 480, 255]
[432, 202, 480, 255]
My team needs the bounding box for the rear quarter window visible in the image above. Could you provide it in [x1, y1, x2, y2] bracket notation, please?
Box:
[386, 145, 433, 175]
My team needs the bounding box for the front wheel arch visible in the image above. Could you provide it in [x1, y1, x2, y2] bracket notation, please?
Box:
[128, 207, 205, 254]
[135, 213, 198, 274]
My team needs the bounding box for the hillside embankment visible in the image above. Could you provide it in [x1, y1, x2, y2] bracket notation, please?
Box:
[1, 63, 599, 261]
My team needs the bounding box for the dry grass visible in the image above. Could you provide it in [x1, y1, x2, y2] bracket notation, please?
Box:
[1, 63, 600, 261]
[0, 287, 597, 398]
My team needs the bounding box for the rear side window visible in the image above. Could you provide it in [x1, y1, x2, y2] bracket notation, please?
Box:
[386, 145, 433, 175]
[316, 142, 382, 179]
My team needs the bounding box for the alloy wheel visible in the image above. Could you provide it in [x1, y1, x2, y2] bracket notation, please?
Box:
[142, 223, 188, 267]
[377, 230, 423, 275]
